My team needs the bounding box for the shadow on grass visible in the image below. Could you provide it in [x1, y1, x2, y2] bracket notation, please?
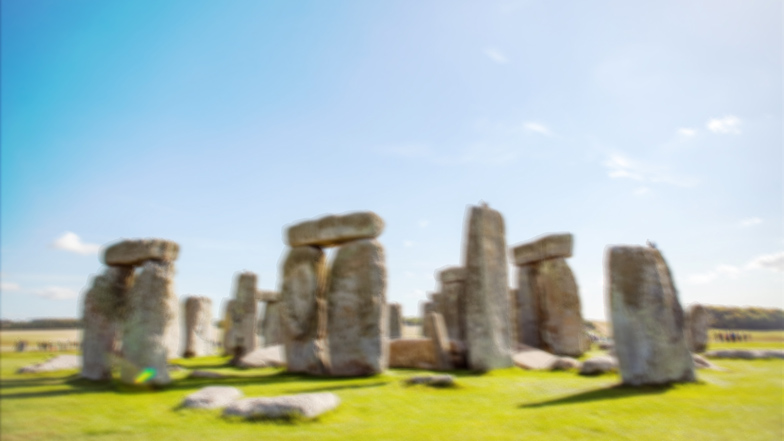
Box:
[519, 384, 674, 408]
[0, 375, 113, 399]
[285, 381, 389, 394]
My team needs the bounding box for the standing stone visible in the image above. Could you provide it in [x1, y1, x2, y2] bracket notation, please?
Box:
[183, 296, 214, 358]
[326, 239, 387, 376]
[463, 204, 513, 371]
[121, 260, 180, 385]
[230, 272, 258, 360]
[260, 300, 284, 347]
[685, 304, 710, 353]
[513, 265, 541, 349]
[222, 299, 236, 355]
[81, 266, 134, 380]
[388, 303, 403, 339]
[422, 301, 435, 338]
[427, 312, 453, 371]
[536, 258, 586, 357]
[438, 267, 467, 341]
[280, 246, 329, 374]
[607, 246, 696, 386]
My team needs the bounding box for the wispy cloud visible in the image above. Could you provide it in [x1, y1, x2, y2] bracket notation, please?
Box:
[739, 217, 763, 228]
[706, 115, 741, 134]
[522, 122, 552, 136]
[687, 251, 784, 285]
[31, 286, 79, 300]
[483, 47, 509, 64]
[1, 282, 20, 292]
[603, 154, 698, 187]
[677, 128, 697, 138]
[51, 232, 101, 255]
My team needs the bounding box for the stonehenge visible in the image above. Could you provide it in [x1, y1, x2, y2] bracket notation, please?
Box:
[183, 296, 214, 358]
[227, 272, 259, 360]
[607, 245, 696, 386]
[510, 233, 586, 357]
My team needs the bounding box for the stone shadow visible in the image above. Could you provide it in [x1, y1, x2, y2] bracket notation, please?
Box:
[519, 384, 675, 408]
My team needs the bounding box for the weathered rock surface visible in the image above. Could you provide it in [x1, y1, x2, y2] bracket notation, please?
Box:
[427, 312, 453, 371]
[607, 246, 696, 386]
[182, 386, 243, 409]
[691, 354, 724, 370]
[685, 304, 709, 353]
[512, 265, 541, 349]
[326, 239, 387, 376]
[260, 301, 284, 347]
[81, 266, 134, 380]
[579, 356, 618, 376]
[439, 267, 466, 284]
[405, 375, 455, 387]
[222, 299, 236, 355]
[229, 272, 259, 360]
[551, 357, 582, 371]
[463, 204, 513, 371]
[511, 233, 573, 266]
[19, 355, 81, 374]
[103, 238, 179, 266]
[236, 345, 286, 368]
[512, 345, 558, 370]
[183, 296, 213, 358]
[388, 339, 437, 369]
[438, 267, 467, 341]
[422, 301, 435, 338]
[121, 260, 181, 385]
[256, 290, 280, 302]
[223, 393, 340, 420]
[537, 258, 586, 357]
[280, 246, 329, 375]
[388, 303, 403, 339]
[287, 211, 384, 248]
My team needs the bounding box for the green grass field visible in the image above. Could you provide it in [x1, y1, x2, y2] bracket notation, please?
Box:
[1, 330, 782, 440]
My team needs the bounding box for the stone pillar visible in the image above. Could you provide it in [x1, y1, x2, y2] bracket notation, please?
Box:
[685, 304, 709, 353]
[280, 246, 329, 374]
[607, 245, 696, 386]
[388, 303, 403, 339]
[229, 272, 258, 360]
[121, 260, 181, 386]
[81, 266, 134, 381]
[536, 258, 585, 357]
[326, 239, 388, 376]
[183, 296, 213, 358]
[438, 267, 466, 342]
[222, 299, 236, 355]
[463, 204, 513, 371]
[422, 301, 435, 338]
[513, 265, 540, 348]
[427, 312, 453, 371]
[261, 300, 284, 347]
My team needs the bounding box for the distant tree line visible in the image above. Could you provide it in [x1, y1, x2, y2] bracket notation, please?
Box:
[0, 318, 83, 330]
[705, 306, 784, 330]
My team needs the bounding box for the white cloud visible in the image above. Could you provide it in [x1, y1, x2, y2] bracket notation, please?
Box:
[739, 217, 763, 228]
[746, 251, 784, 272]
[1, 282, 20, 292]
[483, 47, 509, 64]
[677, 128, 697, 137]
[32, 286, 78, 300]
[51, 232, 101, 255]
[687, 251, 784, 285]
[602, 154, 697, 187]
[522, 122, 552, 136]
[404, 240, 415, 248]
[418, 220, 430, 228]
[706, 115, 741, 134]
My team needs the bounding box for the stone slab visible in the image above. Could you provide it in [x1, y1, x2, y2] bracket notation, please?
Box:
[103, 239, 179, 266]
[256, 290, 280, 302]
[579, 356, 618, 376]
[18, 355, 81, 374]
[511, 233, 573, 266]
[223, 393, 340, 420]
[438, 267, 466, 284]
[388, 338, 437, 370]
[286, 211, 384, 247]
[512, 345, 558, 370]
[182, 386, 243, 409]
[236, 345, 286, 368]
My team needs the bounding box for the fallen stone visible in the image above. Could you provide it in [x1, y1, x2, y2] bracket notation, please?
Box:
[121, 260, 181, 386]
[607, 246, 696, 386]
[287, 211, 384, 248]
[223, 393, 340, 420]
[764, 350, 784, 359]
[405, 375, 455, 387]
[388, 303, 403, 339]
[388, 339, 437, 370]
[103, 238, 179, 266]
[236, 345, 286, 368]
[704, 349, 784, 360]
[182, 386, 243, 409]
[512, 345, 558, 370]
[511, 233, 573, 266]
[18, 355, 81, 374]
[551, 357, 582, 371]
[685, 304, 710, 353]
[691, 354, 725, 370]
[463, 204, 513, 371]
[579, 356, 618, 376]
[326, 239, 387, 376]
[537, 258, 586, 357]
[183, 296, 214, 358]
[280, 246, 329, 375]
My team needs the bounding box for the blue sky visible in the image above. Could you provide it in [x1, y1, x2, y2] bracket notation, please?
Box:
[1, 0, 781, 322]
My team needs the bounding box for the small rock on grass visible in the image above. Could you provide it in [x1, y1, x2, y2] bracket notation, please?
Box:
[182, 386, 243, 409]
[223, 393, 340, 420]
[551, 357, 581, 371]
[17, 355, 81, 374]
[579, 356, 618, 376]
[405, 375, 456, 387]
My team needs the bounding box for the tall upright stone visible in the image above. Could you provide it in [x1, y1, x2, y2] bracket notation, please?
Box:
[280, 246, 329, 374]
[183, 296, 214, 358]
[438, 267, 466, 342]
[685, 304, 710, 353]
[326, 239, 388, 376]
[81, 266, 134, 380]
[121, 260, 180, 385]
[388, 303, 403, 339]
[513, 265, 540, 348]
[229, 272, 258, 359]
[463, 204, 513, 371]
[426, 312, 453, 371]
[537, 258, 585, 357]
[607, 246, 696, 386]
[222, 299, 236, 355]
[260, 300, 284, 347]
[422, 301, 435, 338]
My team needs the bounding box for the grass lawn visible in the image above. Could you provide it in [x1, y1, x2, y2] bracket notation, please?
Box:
[2, 347, 783, 441]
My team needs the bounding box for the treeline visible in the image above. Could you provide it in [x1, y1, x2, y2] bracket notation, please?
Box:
[0, 318, 83, 330]
[705, 306, 784, 330]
